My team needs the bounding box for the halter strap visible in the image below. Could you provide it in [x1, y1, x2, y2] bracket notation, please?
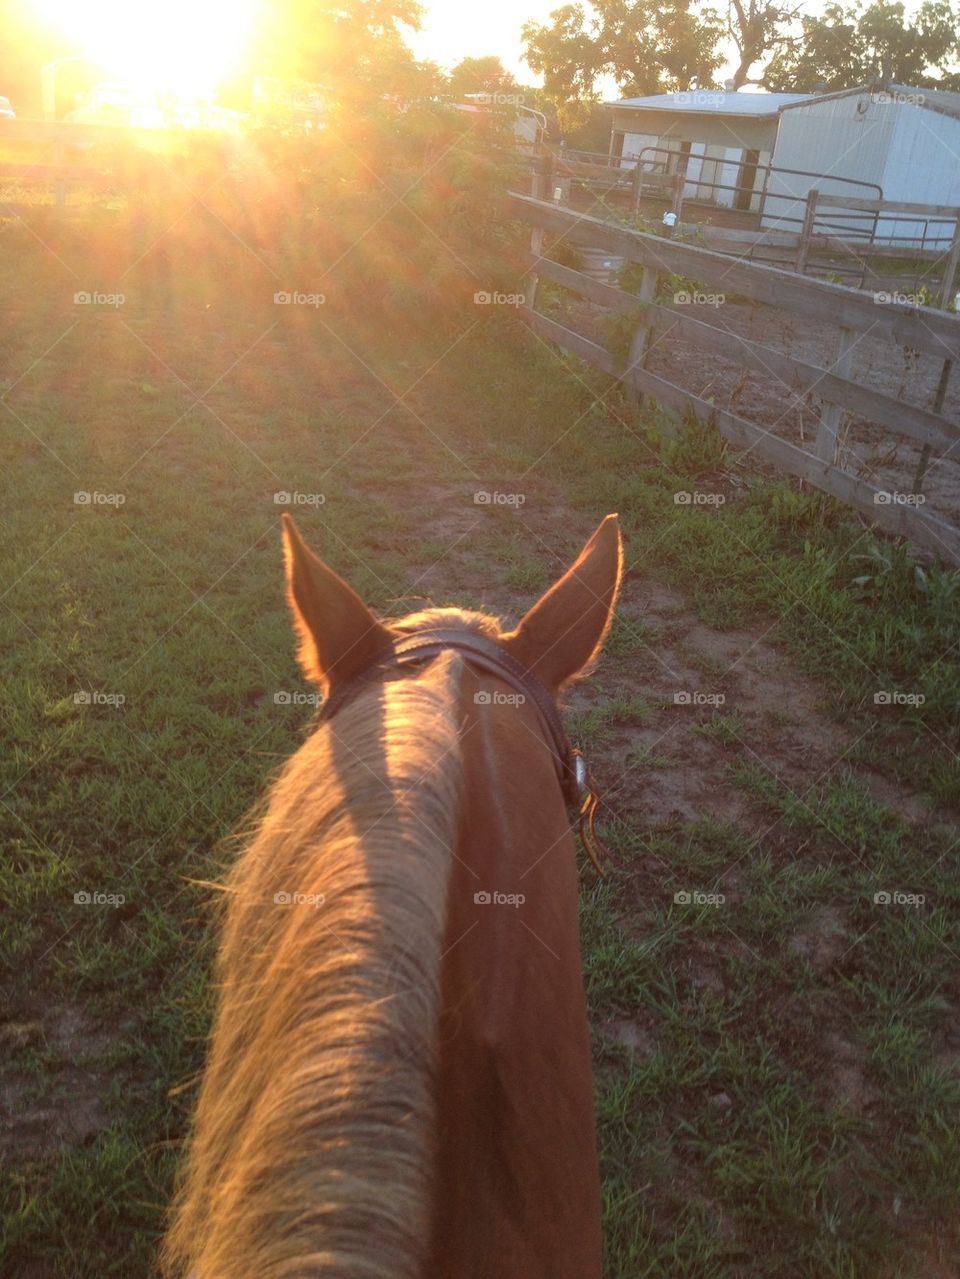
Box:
[316, 627, 613, 876]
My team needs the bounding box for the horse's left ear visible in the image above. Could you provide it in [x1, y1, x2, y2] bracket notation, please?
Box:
[282, 514, 392, 692]
[503, 514, 622, 691]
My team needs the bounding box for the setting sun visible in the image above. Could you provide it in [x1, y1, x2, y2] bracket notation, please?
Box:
[29, 0, 257, 97]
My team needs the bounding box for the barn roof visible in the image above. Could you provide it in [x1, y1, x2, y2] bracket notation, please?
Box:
[777, 84, 960, 121]
[608, 91, 812, 117]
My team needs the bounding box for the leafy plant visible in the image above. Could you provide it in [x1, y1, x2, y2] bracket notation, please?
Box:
[650, 402, 728, 475]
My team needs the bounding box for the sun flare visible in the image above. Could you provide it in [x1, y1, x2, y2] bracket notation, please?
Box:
[30, 0, 257, 97]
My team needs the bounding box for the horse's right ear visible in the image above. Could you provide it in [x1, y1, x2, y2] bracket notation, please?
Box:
[282, 514, 392, 692]
[502, 514, 622, 692]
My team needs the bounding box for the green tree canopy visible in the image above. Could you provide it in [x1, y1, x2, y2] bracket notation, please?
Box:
[448, 56, 518, 98]
[522, 0, 960, 125]
[763, 0, 960, 90]
[255, 0, 431, 101]
[522, 0, 724, 105]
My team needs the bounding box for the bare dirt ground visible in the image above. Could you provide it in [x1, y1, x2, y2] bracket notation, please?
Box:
[406, 491, 942, 839]
[559, 294, 960, 529]
[643, 300, 960, 525]
[0, 1008, 119, 1160]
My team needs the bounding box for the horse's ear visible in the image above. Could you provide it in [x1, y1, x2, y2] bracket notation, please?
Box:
[282, 514, 392, 691]
[503, 514, 622, 691]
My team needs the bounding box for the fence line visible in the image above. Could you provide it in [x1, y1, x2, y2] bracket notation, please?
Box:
[508, 191, 960, 566]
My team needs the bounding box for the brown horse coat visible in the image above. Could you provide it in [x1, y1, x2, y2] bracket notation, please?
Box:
[162, 514, 621, 1279]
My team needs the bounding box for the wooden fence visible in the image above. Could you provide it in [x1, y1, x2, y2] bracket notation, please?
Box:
[698, 189, 960, 292]
[550, 148, 682, 216]
[0, 119, 234, 212]
[527, 150, 960, 294]
[508, 191, 960, 566]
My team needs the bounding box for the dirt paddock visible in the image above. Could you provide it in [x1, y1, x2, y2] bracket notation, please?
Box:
[565, 293, 960, 530]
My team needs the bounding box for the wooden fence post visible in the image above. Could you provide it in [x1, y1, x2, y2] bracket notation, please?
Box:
[912, 214, 960, 492]
[795, 188, 819, 275]
[624, 266, 660, 408]
[526, 150, 554, 313]
[938, 217, 960, 310]
[54, 135, 66, 209]
[671, 172, 684, 221]
[815, 325, 856, 463]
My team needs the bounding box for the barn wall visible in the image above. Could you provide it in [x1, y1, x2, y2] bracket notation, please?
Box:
[609, 108, 775, 153]
[764, 93, 894, 235]
[879, 104, 960, 247]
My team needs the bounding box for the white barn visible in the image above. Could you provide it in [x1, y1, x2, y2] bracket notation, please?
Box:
[607, 90, 812, 211]
[765, 85, 960, 247]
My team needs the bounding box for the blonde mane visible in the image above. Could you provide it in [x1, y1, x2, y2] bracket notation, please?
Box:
[161, 655, 464, 1279]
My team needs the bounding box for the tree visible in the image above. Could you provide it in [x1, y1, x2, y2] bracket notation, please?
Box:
[725, 0, 805, 87]
[254, 0, 430, 101]
[762, 0, 960, 91]
[448, 56, 518, 98]
[522, 0, 724, 103]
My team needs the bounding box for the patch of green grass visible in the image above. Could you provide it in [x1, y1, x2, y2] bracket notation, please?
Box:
[626, 746, 675, 770]
[569, 695, 652, 749]
[691, 711, 745, 745]
[2, 193, 959, 1279]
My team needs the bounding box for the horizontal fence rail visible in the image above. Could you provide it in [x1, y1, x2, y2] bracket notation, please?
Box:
[508, 192, 960, 566]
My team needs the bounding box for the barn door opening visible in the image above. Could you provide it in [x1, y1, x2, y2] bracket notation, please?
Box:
[735, 149, 760, 211]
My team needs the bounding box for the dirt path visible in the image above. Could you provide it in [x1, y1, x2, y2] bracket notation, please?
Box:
[405, 489, 937, 840]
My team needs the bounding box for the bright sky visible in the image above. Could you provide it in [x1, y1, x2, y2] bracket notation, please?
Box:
[409, 0, 743, 92]
[29, 0, 257, 95]
[408, 0, 559, 82]
[25, 0, 750, 102]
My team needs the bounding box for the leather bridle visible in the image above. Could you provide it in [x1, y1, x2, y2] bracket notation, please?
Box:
[316, 627, 613, 877]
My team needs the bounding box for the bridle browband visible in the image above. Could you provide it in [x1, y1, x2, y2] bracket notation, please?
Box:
[317, 627, 612, 877]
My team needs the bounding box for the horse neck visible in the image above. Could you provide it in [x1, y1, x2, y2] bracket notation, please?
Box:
[427, 665, 604, 1279]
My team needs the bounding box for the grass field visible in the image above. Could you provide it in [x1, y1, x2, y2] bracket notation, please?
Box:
[1, 194, 959, 1278]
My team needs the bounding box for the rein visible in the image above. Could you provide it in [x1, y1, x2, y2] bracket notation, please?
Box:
[317, 627, 613, 877]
